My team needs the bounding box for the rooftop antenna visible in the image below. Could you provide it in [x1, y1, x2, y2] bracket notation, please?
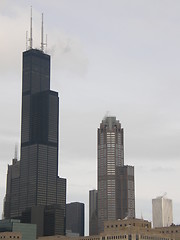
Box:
[14, 144, 18, 160]
[12, 144, 18, 165]
[29, 6, 33, 49]
[26, 31, 28, 50]
[41, 13, 47, 52]
[41, 13, 44, 51]
[45, 34, 48, 52]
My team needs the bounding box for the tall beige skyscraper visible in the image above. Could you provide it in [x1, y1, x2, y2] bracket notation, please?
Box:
[152, 195, 173, 228]
[97, 116, 135, 233]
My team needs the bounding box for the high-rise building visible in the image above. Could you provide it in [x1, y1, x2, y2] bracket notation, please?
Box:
[97, 116, 135, 233]
[152, 195, 173, 228]
[3, 22, 66, 236]
[89, 190, 98, 236]
[66, 202, 84, 236]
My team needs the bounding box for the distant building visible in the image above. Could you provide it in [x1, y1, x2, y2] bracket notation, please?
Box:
[37, 218, 180, 240]
[3, 156, 20, 219]
[89, 190, 98, 235]
[152, 195, 173, 227]
[66, 202, 84, 236]
[97, 116, 135, 233]
[0, 219, 36, 240]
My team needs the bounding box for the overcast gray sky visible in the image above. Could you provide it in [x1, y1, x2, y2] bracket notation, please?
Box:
[0, 0, 180, 235]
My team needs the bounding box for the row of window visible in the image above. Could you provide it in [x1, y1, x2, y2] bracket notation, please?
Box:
[80, 238, 99, 240]
[106, 223, 150, 228]
[106, 235, 127, 239]
[0, 236, 20, 239]
[103, 236, 170, 240]
[141, 236, 170, 240]
[160, 230, 178, 233]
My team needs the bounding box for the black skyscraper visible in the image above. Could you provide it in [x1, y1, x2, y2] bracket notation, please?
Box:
[66, 202, 84, 236]
[4, 38, 66, 236]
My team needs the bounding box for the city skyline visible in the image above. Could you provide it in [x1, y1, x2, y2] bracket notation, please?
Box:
[0, 0, 180, 235]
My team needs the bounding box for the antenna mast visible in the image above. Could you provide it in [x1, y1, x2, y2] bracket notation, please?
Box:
[14, 144, 18, 160]
[29, 6, 33, 49]
[46, 34, 48, 52]
[40, 13, 47, 52]
[26, 31, 28, 50]
[41, 13, 44, 51]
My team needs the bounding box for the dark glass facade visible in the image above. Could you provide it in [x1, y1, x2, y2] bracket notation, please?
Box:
[66, 202, 84, 236]
[4, 49, 66, 237]
[89, 190, 98, 236]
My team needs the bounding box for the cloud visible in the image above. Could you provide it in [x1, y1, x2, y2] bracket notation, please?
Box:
[49, 35, 88, 77]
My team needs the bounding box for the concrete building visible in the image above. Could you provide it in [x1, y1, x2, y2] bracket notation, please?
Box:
[0, 219, 36, 240]
[97, 116, 135, 233]
[0, 232, 22, 240]
[152, 195, 173, 227]
[89, 190, 98, 235]
[155, 224, 180, 240]
[66, 202, 84, 236]
[3, 24, 66, 237]
[37, 218, 180, 240]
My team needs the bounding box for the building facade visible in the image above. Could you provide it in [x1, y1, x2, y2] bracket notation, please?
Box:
[37, 218, 180, 240]
[0, 219, 36, 240]
[89, 190, 98, 236]
[97, 116, 135, 233]
[0, 232, 22, 240]
[66, 202, 84, 236]
[3, 47, 66, 236]
[152, 196, 173, 228]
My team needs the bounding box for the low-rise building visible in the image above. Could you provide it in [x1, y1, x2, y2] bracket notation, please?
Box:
[38, 218, 180, 240]
[0, 219, 36, 240]
[155, 224, 180, 240]
[0, 232, 22, 240]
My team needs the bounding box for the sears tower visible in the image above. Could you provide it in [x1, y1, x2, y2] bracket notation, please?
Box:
[4, 14, 66, 237]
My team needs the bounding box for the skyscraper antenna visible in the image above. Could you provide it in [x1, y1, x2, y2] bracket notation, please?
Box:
[41, 13, 47, 52]
[29, 6, 33, 49]
[41, 13, 44, 51]
[26, 31, 28, 50]
[14, 144, 18, 160]
[46, 34, 48, 52]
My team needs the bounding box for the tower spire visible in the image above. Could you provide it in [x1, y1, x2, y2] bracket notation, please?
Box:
[41, 13, 44, 51]
[14, 144, 18, 160]
[29, 6, 33, 49]
[41, 13, 47, 52]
